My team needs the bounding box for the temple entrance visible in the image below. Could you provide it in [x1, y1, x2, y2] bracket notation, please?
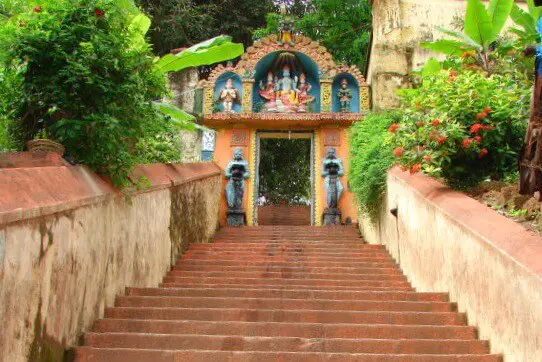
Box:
[255, 131, 314, 225]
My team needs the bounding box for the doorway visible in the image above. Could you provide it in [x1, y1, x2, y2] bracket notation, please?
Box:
[254, 131, 314, 225]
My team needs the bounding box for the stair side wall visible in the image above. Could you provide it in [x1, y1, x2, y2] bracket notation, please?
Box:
[358, 167, 542, 362]
[0, 162, 221, 362]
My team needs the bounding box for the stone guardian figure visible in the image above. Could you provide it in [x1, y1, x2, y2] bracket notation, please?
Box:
[322, 147, 345, 225]
[337, 78, 353, 113]
[225, 147, 250, 226]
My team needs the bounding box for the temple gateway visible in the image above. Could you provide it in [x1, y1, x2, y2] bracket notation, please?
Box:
[196, 19, 370, 226]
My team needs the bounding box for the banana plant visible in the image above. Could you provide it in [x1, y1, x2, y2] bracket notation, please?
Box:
[421, 0, 514, 72]
[509, 0, 542, 45]
[126, 11, 244, 127]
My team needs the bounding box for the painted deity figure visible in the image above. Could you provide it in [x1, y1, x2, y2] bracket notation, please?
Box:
[259, 72, 277, 112]
[295, 73, 314, 113]
[275, 66, 298, 113]
[225, 147, 250, 211]
[322, 147, 345, 210]
[219, 78, 239, 113]
[337, 78, 353, 113]
[278, 4, 295, 46]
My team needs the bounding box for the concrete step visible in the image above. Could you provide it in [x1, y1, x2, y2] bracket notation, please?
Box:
[179, 255, 394, 263]
[159, 282, 414, 292]
[166, 270, 407, 281]
[75, 348, 501, 362]
[92, 319, 479, 339]
[160, 276, 411, 289]
[184, 250, 392, 257]
[126, 287, 449, 302]
[173, 265, 405, 275]
[84, 333, 490, 354]
[178, 259, 399, 268]
[104, 307, 466, 325]
[115, 296, 456, 312]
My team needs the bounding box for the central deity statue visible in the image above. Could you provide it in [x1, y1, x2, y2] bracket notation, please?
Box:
[259, 66, 315, 113]
[225, 147, 250, 226]
[322, 147, 345, 225]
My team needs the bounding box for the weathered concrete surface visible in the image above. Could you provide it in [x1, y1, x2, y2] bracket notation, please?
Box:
[359, 167, 542, 362]
[169, 68, 202, 163]
[0, 161, 221, 362]
[368, 0, 525, 110]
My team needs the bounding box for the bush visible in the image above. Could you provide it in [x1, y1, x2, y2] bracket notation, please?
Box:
[390, 59, 530, 189]
[349, 112, 400, 222]
[0, 0, 177, 185]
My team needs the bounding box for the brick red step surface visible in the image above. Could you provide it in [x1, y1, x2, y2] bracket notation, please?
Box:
[76, 226, 500, 361]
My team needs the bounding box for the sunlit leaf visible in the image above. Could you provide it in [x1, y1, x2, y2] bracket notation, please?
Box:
[465, 0, 494, 48]
[153, 101, 196, 130]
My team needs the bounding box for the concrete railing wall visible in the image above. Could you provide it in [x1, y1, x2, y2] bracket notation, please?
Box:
[359, 168, 542, 362]
[0, 159, 222, 362]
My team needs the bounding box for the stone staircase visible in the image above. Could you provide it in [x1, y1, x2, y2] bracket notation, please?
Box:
[75, 226, 501, 361]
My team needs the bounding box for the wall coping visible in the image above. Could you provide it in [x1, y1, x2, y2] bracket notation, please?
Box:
[389, 167, 542, 279]
[0, 162, 222, 226]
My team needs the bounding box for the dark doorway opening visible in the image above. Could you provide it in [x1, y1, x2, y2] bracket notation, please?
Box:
[257, 136, 312, 225]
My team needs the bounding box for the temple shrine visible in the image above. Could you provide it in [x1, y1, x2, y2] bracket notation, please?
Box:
[196, 12, 370, 226]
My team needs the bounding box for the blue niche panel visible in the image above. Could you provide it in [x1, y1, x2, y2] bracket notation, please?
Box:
[213, 72, 243, 113]
[252, 51, 320, 113]
[332, 73, 359, 113]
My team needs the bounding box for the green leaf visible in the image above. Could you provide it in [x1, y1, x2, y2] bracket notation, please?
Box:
[421, 39, 473, 56]
[511, 3, 537, 33]
[421, 58, 442, 76]
[487, 0, 514, 39]
[155, 36, 244, 73]
[465, 0, 494, 48]
[436, 26, 482, 50]
[153, 102, 196, 130]
[127, 13, 152, 49]
[527, 0, 542, 20]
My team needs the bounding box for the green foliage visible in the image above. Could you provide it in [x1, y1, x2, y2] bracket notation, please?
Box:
[258, 138, 311, 204]
[137, 0, 273, 56]
[509, 0, 542, 45]
[391, 57, 530, 189]
[0, 0, 173, 185]
[422, 0, 514, 72]
[349, 112, 399, 222]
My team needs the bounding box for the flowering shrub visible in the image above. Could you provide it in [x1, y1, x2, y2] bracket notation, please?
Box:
[0, 0, 172, 185]
[390, 64, 530, 189]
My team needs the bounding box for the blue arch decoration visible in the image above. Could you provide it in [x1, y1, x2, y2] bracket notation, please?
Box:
[252, 51, 321, 113]
[332, 73, 359, 113]
[213, 72, 243, 113]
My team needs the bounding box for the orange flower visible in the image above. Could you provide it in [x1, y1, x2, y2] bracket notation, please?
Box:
[410, 164, 422, 174]
[94, 8, 105, 18]
[461, 51, 476, 59]
[449, 71, 457, 77]
[393, 146, 404, 158]
[475, 112, 488, 120]
[33, 6, 42, 13]
[388, 124, 400, 133]
[432, 119, 441, 127]
[483, 125, 493, 131]
[474, 135, 482, 143]
[462, 138, 472, 148]
[470, 123, 484, 133]
[478, 148, 488, 158]
[437, 136, 447, 144]
[416, 121, 424, 128]
[424, 155, 432, 162]
[483, 107, 491, 113]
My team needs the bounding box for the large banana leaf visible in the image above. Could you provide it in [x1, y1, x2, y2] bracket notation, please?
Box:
[153, 102, 196, 130]
[155, 36, 244, 73]
[511, 3, 537, 33]
[436, 26, 482, 50]
[465, 0, 494, 48]
[421, 39, 473, 56]
[127, 13, 152, 50]
[527, 0, 542, 21]
[487, 0, 514, 40]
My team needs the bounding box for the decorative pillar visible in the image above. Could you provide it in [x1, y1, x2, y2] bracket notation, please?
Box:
[314, 130, 323, 226]
[242, 80, 254, 113]
[360, 85, 371, 112]
[203, 87, 214, 115]
[321, 80, 332, 113]
[246, 130, 257, 226]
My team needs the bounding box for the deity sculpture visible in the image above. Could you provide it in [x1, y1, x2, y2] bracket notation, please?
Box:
[225, 147, 250, 226]
[259, 72, 278, 112]
[278, 4, 295, 46]
[219, 78, 239, 113]
[322, 147, 345, 225]
[274, 66, 298, 113]
[337, 78, 353, 113]
[295, 73, 315, 113]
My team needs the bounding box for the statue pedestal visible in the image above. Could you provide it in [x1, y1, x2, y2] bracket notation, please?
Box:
[323, 208, 341, 226]
[227, 209, 246, 227]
